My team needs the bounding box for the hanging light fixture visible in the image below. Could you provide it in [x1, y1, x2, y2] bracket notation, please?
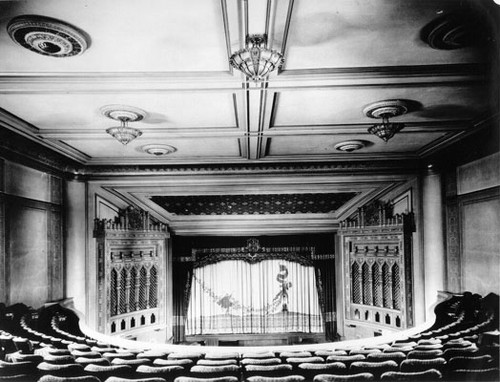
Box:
[363, 100, 408, 142]
[101, 105, 146, 145]
[229, 34, 284, 82]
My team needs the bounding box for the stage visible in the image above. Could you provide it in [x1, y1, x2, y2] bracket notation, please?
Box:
[186, 332, 326, 347]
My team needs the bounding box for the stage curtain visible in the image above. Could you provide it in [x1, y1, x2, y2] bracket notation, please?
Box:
[314, 259, 337, 341]
[186, 259, 323, 335]
[172, 261, 193, 343]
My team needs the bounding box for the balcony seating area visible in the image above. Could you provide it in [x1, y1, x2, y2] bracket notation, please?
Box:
[0, 292, 498, 381]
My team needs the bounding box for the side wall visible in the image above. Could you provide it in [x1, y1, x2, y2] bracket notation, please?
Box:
[0, 159, 63, 308]
[445, 152, 500, 296]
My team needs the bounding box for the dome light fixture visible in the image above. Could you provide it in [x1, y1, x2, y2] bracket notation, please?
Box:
[229, 34, 284, 82]
[363, 100, 408, 142]
[101, 105, 146, 145]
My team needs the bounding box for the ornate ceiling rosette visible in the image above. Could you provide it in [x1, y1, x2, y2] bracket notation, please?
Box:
[141, 144, 177, 156]
[7, 15, 89, 57]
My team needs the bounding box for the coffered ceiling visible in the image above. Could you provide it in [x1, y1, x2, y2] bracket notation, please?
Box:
[0, 0, 498, 234]
[0, 0, 497, 167]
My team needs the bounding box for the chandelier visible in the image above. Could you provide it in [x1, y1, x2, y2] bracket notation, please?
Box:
[363, 100, 408, 142]
[101, 105, 146, 145]
[229, 34, 284, 82]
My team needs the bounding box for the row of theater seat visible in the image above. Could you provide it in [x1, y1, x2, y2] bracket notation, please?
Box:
[0, 293, 499, 381]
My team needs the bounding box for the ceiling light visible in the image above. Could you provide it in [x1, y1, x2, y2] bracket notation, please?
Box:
[229, 34, 284, 82]
[101, 105, 146, 145]
[334, 140, 366, 152]
[142, 144, 176, 156]
[363, 100, 408, 142]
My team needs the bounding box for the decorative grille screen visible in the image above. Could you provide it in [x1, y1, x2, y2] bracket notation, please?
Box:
[94, 209, 168, 335]
[339, 212, 414, 330]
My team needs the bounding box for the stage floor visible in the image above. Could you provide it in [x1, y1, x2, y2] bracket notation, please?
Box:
[186, 332, 326, 347]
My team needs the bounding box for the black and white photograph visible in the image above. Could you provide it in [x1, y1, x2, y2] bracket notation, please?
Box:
[0, 1, 499, 381]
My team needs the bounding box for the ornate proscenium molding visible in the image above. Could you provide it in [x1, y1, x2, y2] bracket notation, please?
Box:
[185, 238, 316, 268]
[93, 205, 167, 237]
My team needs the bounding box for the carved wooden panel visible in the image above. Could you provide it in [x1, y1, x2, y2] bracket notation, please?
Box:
[94, 211, 169, 335]
[339, 213, 414, 330]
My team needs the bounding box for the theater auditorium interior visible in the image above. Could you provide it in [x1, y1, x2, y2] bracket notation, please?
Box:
[0, 1, 499, 381]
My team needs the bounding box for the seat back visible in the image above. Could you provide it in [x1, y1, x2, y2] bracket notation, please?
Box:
[313, 373, 375, 381]
[297, 362, 346, 380]
[447, 354, 493, 370]
[400, 358, 446, 373]
[380, 369, 443, 381]
[245, 376, 305, 382]
[349, 360, 398, 379]
[243, 364, 293, 378]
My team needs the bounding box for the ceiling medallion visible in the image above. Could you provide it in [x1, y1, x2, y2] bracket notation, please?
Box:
[101, 105, 146, 145]
[7, 15, 89, 57]
[363, 100, 408, 142]
[334, 140, 366, 152]
[142, 144, 177, 156]
[229, 34, 284, 82]
[421, 13, 479, 50]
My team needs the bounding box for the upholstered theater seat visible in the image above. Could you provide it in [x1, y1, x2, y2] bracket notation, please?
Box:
[204, 352, 240, 361]
[314, 351, 348, 358]
[325, 355, 364, 368]
[153, 359, 194, 368]
[241, 358, 281, 366]
[102, 352, 136, 361]
[442, 346, 479, 360]
[245, 376, 305, 382]
[313, 373, 375, 381]
[70, 350, 102, 359]
[5, 351, 43, 364]
[197, 359, 238, 366]
[380, 369, 443, 381]
[447, 354, 493, 370]
[348, 349, 381, 356]
[349, 360, 398, 379]
[383, 347, 414, 354]
[110, 358, 151, 369]
[407, 350, 444, 359]
[285, 356, 324, 368]
[0, 360, 37, 376]
[74, 356, 110, 366]
[104, 377, 167, 382]
[135, 364, 184, 380]
[12, 337, 32, 353]
[447, 367, 500, 381]
[279, 352, 312, 360]
[189, 364, 241, 378]
[366, 351, 406, 364]
[137, 351, 170, 361]
[414, 344, 443, 351]
[38, 375, 101, 382]
[167, 353, 204, 362]
[297, 362, 347, 380]
[399, 358, 447, 373]
[174, 377, 239, 382]
[243, 364, 293, 378]
[42, 355, 76, 365]
[67, 343, 91, 351]
[242, 352, 276, 359]
[83, 364, 134, 380]
[37, 362, 85, 377]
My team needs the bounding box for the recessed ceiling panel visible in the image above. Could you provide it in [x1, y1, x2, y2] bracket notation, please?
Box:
[0, 0, 229, 73]
[282, 0, 489, 70]
[265, 132, 448, 157]
[62, 137, 243, 159]
[150, 192, 359, 215]
[270, 86, 489, 127]
[0, 92, 238, 131]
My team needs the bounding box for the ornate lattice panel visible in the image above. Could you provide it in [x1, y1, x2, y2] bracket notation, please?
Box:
[93, 207, 169, 335]
[339, 212, 414, 330]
